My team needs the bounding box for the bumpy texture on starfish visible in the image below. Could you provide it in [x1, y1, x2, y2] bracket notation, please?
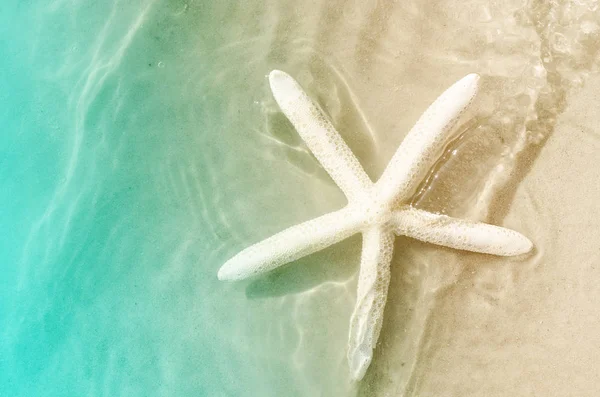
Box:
[218, 70, 533, 381]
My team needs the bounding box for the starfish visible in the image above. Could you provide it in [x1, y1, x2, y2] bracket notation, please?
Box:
[218, 70, 533, 380]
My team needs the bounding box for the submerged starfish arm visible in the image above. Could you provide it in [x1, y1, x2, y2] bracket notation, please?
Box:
[347, 228, 394, 381]
[269, 70, 373, 203]
[392, 208, 533, 256]
[376, 73, 481, 204]
[217, 206, 365, 281]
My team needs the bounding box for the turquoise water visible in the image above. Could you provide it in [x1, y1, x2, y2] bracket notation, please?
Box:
[0, 1, 357, 396]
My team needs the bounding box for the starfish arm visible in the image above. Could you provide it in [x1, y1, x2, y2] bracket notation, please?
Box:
[218, 206, 365, 281]
[392, 208, 533, 256]
[376, 74, 480, 204]
[347, 228, 395, 381]
[269, 70, 373, 202]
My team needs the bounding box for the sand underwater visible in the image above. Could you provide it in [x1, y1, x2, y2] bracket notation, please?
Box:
[1, 0, 600, 396]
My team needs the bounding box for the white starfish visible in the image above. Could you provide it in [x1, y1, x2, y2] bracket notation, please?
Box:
[218, 70, 533, 381]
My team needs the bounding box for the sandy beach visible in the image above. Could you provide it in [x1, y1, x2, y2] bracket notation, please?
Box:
[361, 74, 600, 397]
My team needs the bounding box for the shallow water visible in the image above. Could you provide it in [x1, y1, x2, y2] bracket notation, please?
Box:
[1, 0, 600, 396]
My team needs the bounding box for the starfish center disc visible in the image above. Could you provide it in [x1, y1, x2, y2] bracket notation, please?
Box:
[357, 200, 393, 227]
